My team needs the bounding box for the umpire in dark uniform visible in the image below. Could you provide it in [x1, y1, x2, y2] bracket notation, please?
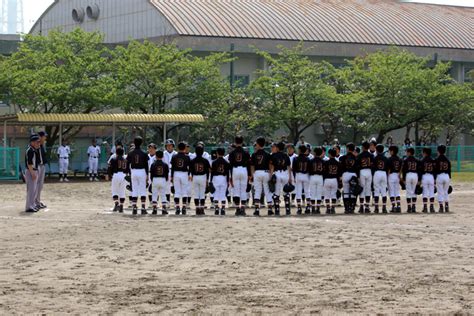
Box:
[34, 131, 48, 209]
[25, 134, 41, 212]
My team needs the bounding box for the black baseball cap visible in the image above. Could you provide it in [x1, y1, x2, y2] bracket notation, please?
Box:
[30, 134, 40, 142]
[38, 131, 48, 137]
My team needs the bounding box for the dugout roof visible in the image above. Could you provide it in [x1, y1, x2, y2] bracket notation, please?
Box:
[0, 113, 205, 126]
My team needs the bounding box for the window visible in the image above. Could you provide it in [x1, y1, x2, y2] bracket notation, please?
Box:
[464, 67, 473, 83]
[229, 75, 250, 88]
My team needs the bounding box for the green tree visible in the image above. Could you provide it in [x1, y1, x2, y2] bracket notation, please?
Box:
[1, 28, 115, 147]
[250, 44, 334, 144]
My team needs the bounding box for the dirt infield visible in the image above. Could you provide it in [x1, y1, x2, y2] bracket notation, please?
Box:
[0, 180, 473, 314]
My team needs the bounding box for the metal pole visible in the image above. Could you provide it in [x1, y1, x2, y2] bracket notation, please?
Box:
[163, 123, 167, 148]
[112, 122, 116, 147]
[230, 43, 235, 92]
[3, 120, 6, 171]
[59, 122, 63, 147]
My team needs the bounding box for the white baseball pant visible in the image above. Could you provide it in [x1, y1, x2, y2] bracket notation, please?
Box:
[422, 174, 435, 199]
[324, 178, 338, 200]
[253, 170, 272, 204]
[405, 172, 418, 199]
[59, 158, 69, 174]
[152, 177, 168, 204]
[173, 171, 189, 198]
[359, 169, 373, 197]
[111, 172, 127, 198]
[388, 173, 400, 198]
[295, 173, 310, 200]
[192, 175, 207, 200]
[232, 167, 248, 201]
[274, 170, 289, 197]
[436, 173, 450, 203]
[373, 170, 388, 197]
[212, 175, 227, 202]
[131, 169, 147, 198]
[88, 157, 99, 174]
[309, 174, 324, 201]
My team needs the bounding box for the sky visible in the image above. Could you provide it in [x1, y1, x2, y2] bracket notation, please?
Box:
[6, 0, 474, 33]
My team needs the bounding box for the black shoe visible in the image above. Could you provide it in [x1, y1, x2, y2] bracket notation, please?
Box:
[253, 208, 260, 217]
[275, 209, 280, 216]
[305, 206, 311, 214]
[112, 204, 119, 212]
[152, 207, 158, 215]
[119, 205, 124, 213]
[268, 209, 274, 216]
[25, 208, 38, 213]
[382, 206, 388, 214]
[297, 207, 302, 215]
[331, 206, 336, 214]
[326, 207, 331, 214]
[162, 208, 168, 215]
[412, 206, 417, 213]
[286, 208, 291, 216]
[215, 208, 220, 215]
[39, 203, 47, 209]
[220, 207, 226, 216]
[439, 205, 444, 213]
[141, 208, 148, 215]
[241, 208, 246, 216]
[422, 206, 428, 213]
[407, 205, 412, 213]
[182, 206, 187, 215]
[364, 206, 371, 214]
[445, 204, 449, 212]
[390, 205, 396, 213]
[396, 206, 402, 213]
[175, 207, 181, 215]
[315, 207, 321, 214]
[374, 206, 379, 214]
[430, 205, 435, 213]
[311, 207, 316, 215]
[132, 206, 138, 215]
[358, 206, 364, 214]
[235, 208, 241, 216]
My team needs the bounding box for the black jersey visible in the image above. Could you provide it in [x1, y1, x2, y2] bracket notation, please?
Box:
[108, 156, 129, 176]
[309, 157, 324, 176]
[228, 147, 251, 168]
[150, 160, 169, 181]
[292, 154, 310, 175]
[373, 154, 389, 173]
[25, 146, 38, 169]
[190, 156, 211, 177]
[171, 152, 191, 176]
[356, 151, 374, 171]
[436, 155, 451, 178]
[323, 158, 341, 179]
[402, 156, 420, 180]
[211, 157, 231, 180]
[388, 156, 403, 174]
[36, 144, 47, 165]
[339, 152, 357, 173]
[251, 149, 271, 171]
[421, 156, 437, 175]
[127, 148, 149, 173]
[270, 152, 291, 171]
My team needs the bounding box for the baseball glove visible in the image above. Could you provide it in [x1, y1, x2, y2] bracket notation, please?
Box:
[448, 185, 453, 194]
[208, 182, 216, 194]
[283, 183, 295, 193]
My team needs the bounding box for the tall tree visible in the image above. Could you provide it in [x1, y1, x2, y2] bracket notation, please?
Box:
[2, 28, 115, 147]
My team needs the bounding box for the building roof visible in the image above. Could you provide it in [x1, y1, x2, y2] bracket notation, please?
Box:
[0, 113, 205, 125]
[150, 0, 474, 50]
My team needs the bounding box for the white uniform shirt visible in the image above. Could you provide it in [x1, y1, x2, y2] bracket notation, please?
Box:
[87, 145, 101, 158]
[322, 155, 330, 161]
[57, 145, 71, 158]
[289, 153, 298, 166]
[163, 150, 177, 168]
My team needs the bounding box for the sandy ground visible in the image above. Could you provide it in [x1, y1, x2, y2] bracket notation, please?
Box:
[0, 179, 473, 314]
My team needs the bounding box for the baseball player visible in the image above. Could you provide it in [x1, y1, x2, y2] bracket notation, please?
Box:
[369, 139, 378, 157]
[387, 145, 403, 213]
[190, 145, 211, 215]
[435, 145, 451, 212]
[126, 136, 149, 215]
[163, 139, 177, 205]
[87, 139, 101, 181]
[150, 150, 170, 215]
[228, 136, 251, 216]
[147, 143, 157, 204]
[211, 148, 231, 215]
[339, 143, 358, 214]
[286, 144, 298, 204]
[420, 147, 437, 213]
[309, 147, 324, 214]
[184, 143, 193, 207]
[25, 134, 41, 212]
[171, 142, 191, 215]
[57, 140, 71, 182]
[250, 137, 272, 216]
[323, 148, 342, 214]
[321, 146, 330, 161]
[356, 142, 374, 213]
[108, 147, 128, 213]
[292, 145, 311, 215]
[34, 131, 48, 210]
[334, 145, 341, 161]
[269, 142, 292, 216]
[372, 144, 389, 213]
[402, 147, 421, 213]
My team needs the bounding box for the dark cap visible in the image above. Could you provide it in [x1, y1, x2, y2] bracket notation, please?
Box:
[38, 131, 48, 137]
[30, 134, 40, 142]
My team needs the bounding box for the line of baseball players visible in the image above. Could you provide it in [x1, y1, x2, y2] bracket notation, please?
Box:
[56, 138, 102, 182]
[107, 135, 452, 216]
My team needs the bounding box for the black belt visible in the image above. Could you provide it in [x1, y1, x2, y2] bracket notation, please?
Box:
[255, 169, 269, 172]
[60, 157, 69, 159]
